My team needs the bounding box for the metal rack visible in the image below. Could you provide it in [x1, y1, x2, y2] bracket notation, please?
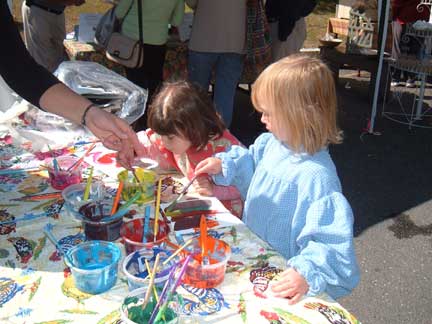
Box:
[382, 3, 432, 129]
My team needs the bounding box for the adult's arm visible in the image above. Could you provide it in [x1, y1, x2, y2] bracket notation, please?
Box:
[0, 3, 145, 162]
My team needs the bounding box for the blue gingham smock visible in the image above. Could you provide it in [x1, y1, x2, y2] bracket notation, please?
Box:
[214, 133, 360, 299]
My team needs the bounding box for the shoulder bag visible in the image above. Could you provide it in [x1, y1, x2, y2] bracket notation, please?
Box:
[94, 0, 134, 49]
[104, 0, 144, 68]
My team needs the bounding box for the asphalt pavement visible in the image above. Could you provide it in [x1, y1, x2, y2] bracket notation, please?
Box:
[230, 72, 432, 324]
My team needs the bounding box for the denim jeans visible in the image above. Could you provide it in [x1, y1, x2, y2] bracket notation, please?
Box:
[188, 51, 244, 127]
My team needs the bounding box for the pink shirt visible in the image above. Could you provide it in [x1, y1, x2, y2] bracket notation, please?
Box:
[138, 128, 243, 201]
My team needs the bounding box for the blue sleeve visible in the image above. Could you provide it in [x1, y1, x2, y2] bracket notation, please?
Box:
[213, 133, 272, 199]
[287, 192, 360, 299]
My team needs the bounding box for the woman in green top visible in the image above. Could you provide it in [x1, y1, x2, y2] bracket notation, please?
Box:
[116, 0, 184, 130]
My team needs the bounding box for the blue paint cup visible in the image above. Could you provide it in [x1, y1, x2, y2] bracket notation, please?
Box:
[65, 240, 121, 294]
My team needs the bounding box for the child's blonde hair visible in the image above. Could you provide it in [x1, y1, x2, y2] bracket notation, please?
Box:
[251, 54, 342, 154]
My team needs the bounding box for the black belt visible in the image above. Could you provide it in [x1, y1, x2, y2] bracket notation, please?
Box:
[25, 1, 64, 15]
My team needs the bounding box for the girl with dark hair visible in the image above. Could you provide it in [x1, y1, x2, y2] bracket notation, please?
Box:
[133, 81, 244, 217]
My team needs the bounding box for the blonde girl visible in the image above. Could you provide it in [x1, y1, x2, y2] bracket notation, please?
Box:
[195, 55, 360, 303]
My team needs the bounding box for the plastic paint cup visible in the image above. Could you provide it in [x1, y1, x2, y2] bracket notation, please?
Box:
[122, 247, 177, 291]
[47, 156, 82, 190]
[120, 218, 170, 255]
[62, 182, 108, 219]
[117, 168, 156, 205]
[65, 240, 121, 294]
[120, 285, 180, 324]
[78, 201, 124, 241]
[183, 237, 231, 289]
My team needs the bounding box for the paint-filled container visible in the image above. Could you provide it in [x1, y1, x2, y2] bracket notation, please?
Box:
[120, 218, 170, 255]
[65, 240, 121, 294]
[120, 285, 180, 324]
[77, 201, 124, 241]
[46, 156, 82, 190]
[62, 182, 108, 219]
[117, 168, 156, 205]
[183, 237, 231, 288]
[122, 247, 177, 291]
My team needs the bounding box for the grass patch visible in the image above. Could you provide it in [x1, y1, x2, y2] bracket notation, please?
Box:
[305, 0, 337, 48]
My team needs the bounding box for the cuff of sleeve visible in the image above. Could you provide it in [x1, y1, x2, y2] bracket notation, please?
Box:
[213, 153, 235, 186]
[287, 257, 326, 297]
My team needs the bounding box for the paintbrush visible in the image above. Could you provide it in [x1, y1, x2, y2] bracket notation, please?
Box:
[0, 213, 45, 226]
[142, 205, 151, 243]
[145, 259, 160, 304]
[47, 144, 61, 172]
[0, 166, 47, 175]
[162, 238, 193, 265]
[83, 166, 94, 200]
[150, 255, 191, 324]
[200, 215, 209, 265]
[66, 142, 96, 172]
[141, 254, 160, 310]
[154, 178, 162, 242]
[43, 224, 73, 264]
[147, 261, 178, 324]
[164, 174, 198, 212]
[131, 168, 141, 184]
[107, 191, 141, 221]
[110, 181, 124, 215]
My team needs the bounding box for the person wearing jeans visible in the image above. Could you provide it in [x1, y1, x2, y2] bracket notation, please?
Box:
[186, 0, 246, 128]
[188, 51, 243, 127]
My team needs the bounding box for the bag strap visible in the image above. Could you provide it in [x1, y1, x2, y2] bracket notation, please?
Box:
[117, 0, 134, 21]
[136, 0, 144, 45]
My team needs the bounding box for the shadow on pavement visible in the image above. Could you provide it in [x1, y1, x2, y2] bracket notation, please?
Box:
[231, 78, 432, 237]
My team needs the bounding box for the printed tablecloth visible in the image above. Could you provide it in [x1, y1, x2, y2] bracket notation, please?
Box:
[0, 126, 361, 324]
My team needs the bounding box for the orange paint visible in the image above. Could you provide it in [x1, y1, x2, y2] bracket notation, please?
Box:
[183, 237, 231, 288]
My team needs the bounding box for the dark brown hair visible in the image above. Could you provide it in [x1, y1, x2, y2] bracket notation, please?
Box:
[148, 81, 226, 150]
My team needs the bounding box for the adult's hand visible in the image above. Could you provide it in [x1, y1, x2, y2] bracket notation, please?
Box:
[39, 84, 145, 167]
[85, 106, 145, 166]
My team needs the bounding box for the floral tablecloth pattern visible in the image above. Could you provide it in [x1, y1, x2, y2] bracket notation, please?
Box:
[0, 130, 360, 324]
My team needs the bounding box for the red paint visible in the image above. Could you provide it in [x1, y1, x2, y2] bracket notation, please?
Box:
[120, 218, 170, 255]
[182, 238, 230, 288]
[97, 153, 121, 167]
[260, 310, 279, 320]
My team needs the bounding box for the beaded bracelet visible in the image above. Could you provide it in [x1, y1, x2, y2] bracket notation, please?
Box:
[80, 103, 97, 126]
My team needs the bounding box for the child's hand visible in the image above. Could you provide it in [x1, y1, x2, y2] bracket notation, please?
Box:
[271, 268, 309, 305]
[195, 158, 222, 176]
[193, 176, 214, 196]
